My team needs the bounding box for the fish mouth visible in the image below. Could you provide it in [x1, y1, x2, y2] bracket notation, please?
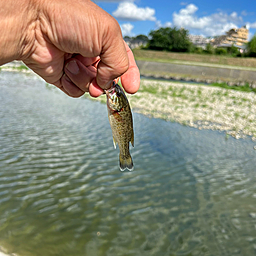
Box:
[105, 81, 117, 96]
[105, 89, 114, 97]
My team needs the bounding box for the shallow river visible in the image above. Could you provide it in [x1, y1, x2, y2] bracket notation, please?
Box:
[1, 71, 256, 256]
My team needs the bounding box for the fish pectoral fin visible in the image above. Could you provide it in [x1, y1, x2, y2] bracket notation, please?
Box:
[113, 136, 117, 149]
[130, 130, 134, 147]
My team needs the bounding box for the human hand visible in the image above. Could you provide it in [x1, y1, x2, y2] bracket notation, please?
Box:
[62, 42, 140, 97]
[0, 0, 140, 97]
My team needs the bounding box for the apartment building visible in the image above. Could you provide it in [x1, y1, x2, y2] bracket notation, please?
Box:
[213, 26, 248, 46]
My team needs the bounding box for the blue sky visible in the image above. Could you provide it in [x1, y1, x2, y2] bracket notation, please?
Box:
[94, 0, 256, 40]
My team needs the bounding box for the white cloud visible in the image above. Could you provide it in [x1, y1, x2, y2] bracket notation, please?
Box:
[248, 22, 256, 29]
[165, 21, 172, 27]
[172, 4, 243, 37]
[113, 2, 156, 21]
[156, 20, 172, 29]
[179, 4, 198, 16]
[120, 23, 134, 36]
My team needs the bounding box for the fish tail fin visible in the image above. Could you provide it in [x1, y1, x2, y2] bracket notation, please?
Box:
[119, 154, 133, 172]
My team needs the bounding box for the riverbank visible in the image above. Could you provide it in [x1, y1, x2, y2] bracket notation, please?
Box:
[133, 49, 256, 69]
[94, 79, 256, 141]
[1, 62, 256, 141]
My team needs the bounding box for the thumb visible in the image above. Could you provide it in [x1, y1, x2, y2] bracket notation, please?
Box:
[96, 22, 129, 89]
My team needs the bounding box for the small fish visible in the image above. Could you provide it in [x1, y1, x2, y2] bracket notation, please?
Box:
[105, 81, 134, 171]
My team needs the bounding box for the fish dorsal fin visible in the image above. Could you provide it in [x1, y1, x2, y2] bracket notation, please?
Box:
[113, 136, 117, 149]
[130, 129, 134, 147]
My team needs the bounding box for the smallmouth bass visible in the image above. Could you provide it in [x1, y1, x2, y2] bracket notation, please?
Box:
[105, 81, 134, 171]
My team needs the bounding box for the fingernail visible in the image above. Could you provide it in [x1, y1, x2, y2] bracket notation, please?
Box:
[66, 60, 79, 75]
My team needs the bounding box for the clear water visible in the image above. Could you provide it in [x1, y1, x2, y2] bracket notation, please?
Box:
[1, 71, 256, 256]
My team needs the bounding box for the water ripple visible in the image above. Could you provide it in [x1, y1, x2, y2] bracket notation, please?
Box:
[1, 71, 256, 256]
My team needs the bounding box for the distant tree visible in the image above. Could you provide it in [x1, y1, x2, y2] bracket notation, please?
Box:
[170, 28, 193, 52]
[247, 35, 256, 57]
[147, 27, 170, 51]
[134, 34, 148, 42]
[147, 27, 192, 52]
[123, 36, 132, 41]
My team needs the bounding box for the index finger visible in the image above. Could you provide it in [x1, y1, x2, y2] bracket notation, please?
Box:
[96, 19, 129, 89]
[89, 42, 140, 97]
[120, 42, 140, 94]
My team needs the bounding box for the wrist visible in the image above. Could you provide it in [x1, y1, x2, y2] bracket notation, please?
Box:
[0, 0, 38, 65]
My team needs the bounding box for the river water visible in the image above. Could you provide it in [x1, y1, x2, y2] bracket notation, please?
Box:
[1, 71, 256, 256]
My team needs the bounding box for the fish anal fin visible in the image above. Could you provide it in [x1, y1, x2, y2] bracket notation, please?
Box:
[113, 136, 117, 149]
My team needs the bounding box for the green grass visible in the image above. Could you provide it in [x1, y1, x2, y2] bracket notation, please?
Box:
[209, 82, 256, 93]
[139, 85, 159, 94]
[0, 63, 29, 72]
[133, 49, 256, 69]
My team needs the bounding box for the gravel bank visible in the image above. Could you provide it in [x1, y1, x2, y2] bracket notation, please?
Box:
[132, 80, 256, 140]
[96, 79, 256, 140]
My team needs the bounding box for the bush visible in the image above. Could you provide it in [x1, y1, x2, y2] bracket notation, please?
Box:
[215, 48, 228, 55]
[204, 43, 214, 54]
[191, 46, 203, 54]
[228, 44, 239, 56]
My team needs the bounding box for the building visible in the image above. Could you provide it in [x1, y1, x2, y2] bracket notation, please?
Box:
[123, 37, 148, 49]
[213, 26, 248, 46]
[189, 35, 212, 49]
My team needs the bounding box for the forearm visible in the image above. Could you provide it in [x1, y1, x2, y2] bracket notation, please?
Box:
[0, 0, 139, 97]
[0, 0, 37, 65]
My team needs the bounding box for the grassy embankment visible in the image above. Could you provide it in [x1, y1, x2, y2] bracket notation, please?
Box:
[132, 49, 256, 69]
[133, 49, 256, 85]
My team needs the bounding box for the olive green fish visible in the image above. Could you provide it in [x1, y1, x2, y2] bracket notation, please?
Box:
[105, 81, 134, 171]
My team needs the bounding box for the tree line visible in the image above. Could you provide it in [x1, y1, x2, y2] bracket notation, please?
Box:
[125, 27, 256, 57]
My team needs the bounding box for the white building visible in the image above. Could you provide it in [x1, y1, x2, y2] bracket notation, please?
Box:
[189, 35, 212, 49]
